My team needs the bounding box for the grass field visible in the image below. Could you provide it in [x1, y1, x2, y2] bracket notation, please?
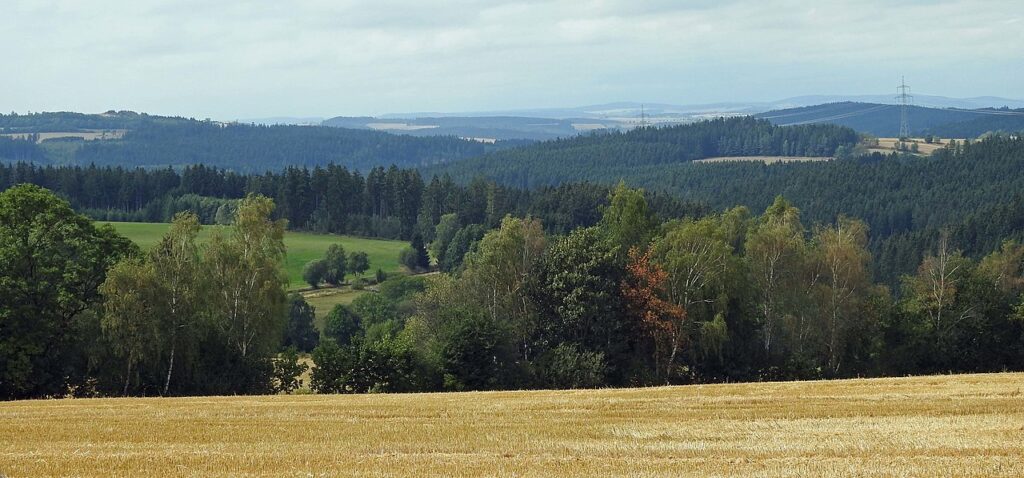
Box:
[2, 373, 1022, 477]
[102, 222, 407, 290]
[695, 156, 833, 164]
[302, 287, 367, 325]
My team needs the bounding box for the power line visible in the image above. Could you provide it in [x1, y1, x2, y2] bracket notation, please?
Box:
[896, 76, 913, 139]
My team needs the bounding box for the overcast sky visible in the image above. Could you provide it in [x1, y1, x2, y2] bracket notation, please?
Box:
[2, 0, 1022, 119]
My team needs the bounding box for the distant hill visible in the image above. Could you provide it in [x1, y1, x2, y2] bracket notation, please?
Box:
[755, 102, 1024, 137]
[0, 112, 500, 172]
[322, 115, 624, 141]
[326, 95, 1024, 141]
[427, 117, 858, 187]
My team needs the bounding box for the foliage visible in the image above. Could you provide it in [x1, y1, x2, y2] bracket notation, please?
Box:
[284, 294, 319, 352]
[271, 348, 308, 394]
[303, 259, 328, 288]
[0, 184, 136, 400]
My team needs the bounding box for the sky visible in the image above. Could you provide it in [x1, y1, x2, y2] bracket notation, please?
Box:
[2, 0, 1023, 119]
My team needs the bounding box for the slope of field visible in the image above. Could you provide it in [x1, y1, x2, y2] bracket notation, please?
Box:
[1, 373, 1022, 477]
[103, 222, 406, 289]
[695, 155, 831, 164]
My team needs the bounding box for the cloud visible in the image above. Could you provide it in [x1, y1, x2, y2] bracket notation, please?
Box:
[1, 0, 1021, 118]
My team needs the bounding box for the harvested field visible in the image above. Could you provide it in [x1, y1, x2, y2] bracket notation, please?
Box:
[2, 373, 1022, 477]
[695, 156, 832, 164]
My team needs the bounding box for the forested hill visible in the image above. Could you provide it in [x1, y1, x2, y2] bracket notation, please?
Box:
[427, 117, 859, 187]
[0, 112, 497, 172]
[755, 102, 1024, 137]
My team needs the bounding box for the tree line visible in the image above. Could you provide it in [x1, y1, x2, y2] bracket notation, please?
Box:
[3, 182, 1023, 400]
[301, 185, 1024, 392]
[0, 162, 703, 240]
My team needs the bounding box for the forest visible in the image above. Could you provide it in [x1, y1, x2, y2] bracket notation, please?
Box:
[429, 117, 860, 187]
[0, 111, 502, 172]
[3, 182, 1023, 400]
[3, 121, 1024, 400]
[7, 130, 1022, 284]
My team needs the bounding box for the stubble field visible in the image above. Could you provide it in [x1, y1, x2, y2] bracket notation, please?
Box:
[1, 373, 1022, 477]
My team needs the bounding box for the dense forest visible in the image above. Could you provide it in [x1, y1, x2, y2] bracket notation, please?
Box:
[5, 135, 1024, 284]
[3, 183, 1023, 400]
[428, 117, 860, 187]
[0, 111, 501, 172]
[0, 161, 702, 242]
[430, 133, 1024, 283]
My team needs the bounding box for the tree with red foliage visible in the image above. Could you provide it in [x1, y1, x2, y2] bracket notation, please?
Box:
[622, 247, 687, 382]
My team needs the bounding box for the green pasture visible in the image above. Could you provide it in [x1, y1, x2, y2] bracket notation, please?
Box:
[101, 222, 407, 290]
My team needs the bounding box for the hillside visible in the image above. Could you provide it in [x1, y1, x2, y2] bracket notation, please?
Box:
[755, 102, 1024, 137]
[2, 373, 1021, 477]
[323, 115, 611, 141]
[429, 117, 859, 187]
[0, 112, 494, 172]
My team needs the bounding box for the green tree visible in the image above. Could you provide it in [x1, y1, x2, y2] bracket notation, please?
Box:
[323, 244, 347, 286]
[303, 259, 328, 288]
[528, 227, 630, 383]
[149, 212, 204, 395]
[323, 304, 363, 346]
[746, 196, 806, 355]
[284, 294, 319, 352]
[206, 194, 288, 358]
[99, 258, 164, 395]
[347, 251, 370, 279]
[430, 213, 460, 266]
[653, 216, 736, 375]
[271, 347, 308, 394]
[0, 184, 136, 400]
[461, 216, 546, 360]
[811, 217, 871, 373]
[600, 181, 657, 252]
[410, 233, 430, 270]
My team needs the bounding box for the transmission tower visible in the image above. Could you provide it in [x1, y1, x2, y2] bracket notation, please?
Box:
[639, 104, 648, 127]
[896, 76, 912, 139]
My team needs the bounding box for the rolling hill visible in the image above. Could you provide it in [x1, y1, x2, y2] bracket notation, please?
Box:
[756, 102, 1024, 137]
[0, 112, 495, 172]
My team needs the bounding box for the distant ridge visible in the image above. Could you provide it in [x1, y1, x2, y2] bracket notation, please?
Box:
[755, 102, 1024, 137]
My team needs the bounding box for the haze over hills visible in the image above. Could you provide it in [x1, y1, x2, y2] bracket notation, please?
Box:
[321, 94, 1024, 141]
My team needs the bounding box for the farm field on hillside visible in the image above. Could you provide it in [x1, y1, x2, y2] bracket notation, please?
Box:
[102, 221, 407, 289]
[868, 137, 955, 155]
[695, 155, 832, 164]
[2, 373, 1022, 477]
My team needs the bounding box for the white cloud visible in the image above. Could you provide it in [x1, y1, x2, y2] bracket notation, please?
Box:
[1, 0, 1021, 118]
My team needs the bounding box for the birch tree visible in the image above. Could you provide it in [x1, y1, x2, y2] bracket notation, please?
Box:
[207, 195, 288, 358]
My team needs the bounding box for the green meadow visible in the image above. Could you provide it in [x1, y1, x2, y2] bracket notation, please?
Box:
[101, 222, 408, 290]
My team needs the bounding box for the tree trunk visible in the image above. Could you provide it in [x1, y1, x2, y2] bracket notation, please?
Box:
[123, 354, 133, 397]
[163, 332, 176, 396]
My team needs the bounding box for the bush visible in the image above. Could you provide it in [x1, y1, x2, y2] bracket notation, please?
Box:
[271, 347, 308, 394]
[283, 293, 319, 352]
[302, 259, 328, 288]
[322, 304, 362, 346]
[537, 343, 606, 389]
[398, 246, 420, 272]
[310, 337, 427, 394]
